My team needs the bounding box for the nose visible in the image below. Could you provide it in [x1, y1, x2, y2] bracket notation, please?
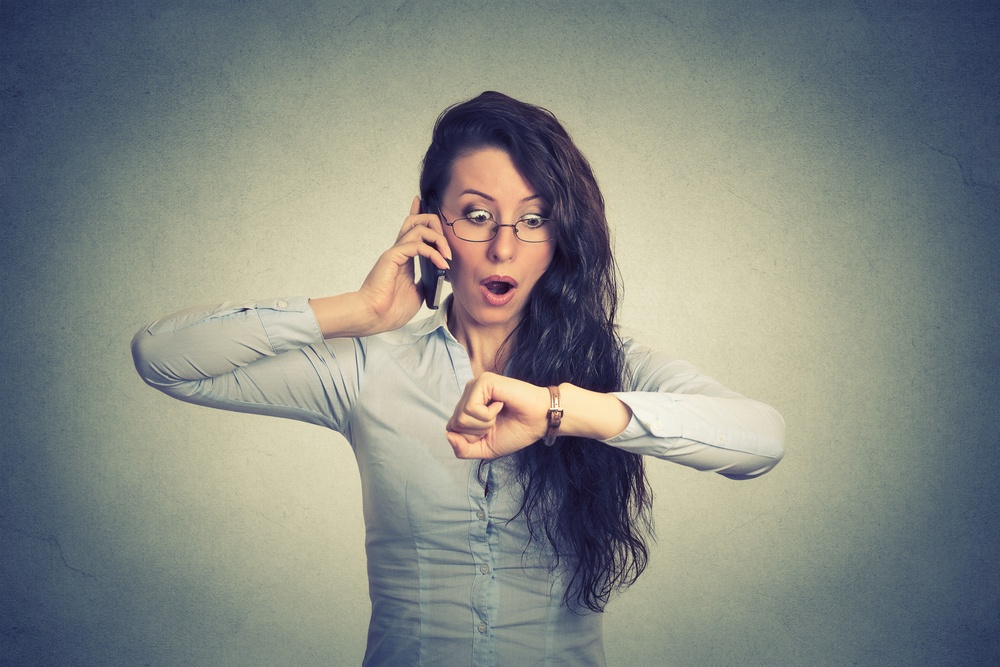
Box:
[488, 223, 518, 263]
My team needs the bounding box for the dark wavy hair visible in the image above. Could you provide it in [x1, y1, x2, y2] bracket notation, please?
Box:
[420, 91, 653, 613]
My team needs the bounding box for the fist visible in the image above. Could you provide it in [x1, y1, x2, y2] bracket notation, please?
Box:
[445, 373, 550, 459]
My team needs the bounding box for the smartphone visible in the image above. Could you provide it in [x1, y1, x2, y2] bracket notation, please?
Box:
[418, 199, 446, 310]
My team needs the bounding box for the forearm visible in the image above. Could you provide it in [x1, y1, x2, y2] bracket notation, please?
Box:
[309, 292, 381, 339]
[556, 383, 633, 442]
[551, 383, 783, 479]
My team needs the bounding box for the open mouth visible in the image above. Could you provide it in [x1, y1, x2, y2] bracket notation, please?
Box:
[484, 280, 513, 295]
[481, 275, 518, 292]
[479, 275, 518, 306]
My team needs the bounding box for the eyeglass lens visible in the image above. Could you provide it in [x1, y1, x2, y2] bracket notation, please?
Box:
[452, 217, 552, 242]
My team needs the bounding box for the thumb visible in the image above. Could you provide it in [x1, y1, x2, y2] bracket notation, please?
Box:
[410, 195, 421, 216]
[446, 430, 481, 458]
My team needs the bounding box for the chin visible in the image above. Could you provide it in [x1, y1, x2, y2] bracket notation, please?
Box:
[455, 291, 524, 328]
[475, 303, 522, 325]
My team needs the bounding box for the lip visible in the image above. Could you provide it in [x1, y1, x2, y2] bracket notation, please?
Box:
[479, 275, 518, 307]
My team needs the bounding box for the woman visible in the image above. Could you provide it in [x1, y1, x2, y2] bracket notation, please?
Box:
[132, 91, 784, 666]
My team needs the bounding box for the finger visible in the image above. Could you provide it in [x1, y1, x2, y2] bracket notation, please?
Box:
[421, 209, 446, 237]
[398, 222, 446, 246]
[446, 411, 492, 436]
[397, 206, 449, 248]
[446, 431, 498, 460]
[446, 431, 475, 458]
[375, 241, 435, 278]
[430, 221, 451, 260]
[460, 399, 503, 424]
[455, 429, 483, 444]
[396, 212, 429, 242]
[395, 232, 451, 271]
[402, 222, 452, 263]
[445, 414, 504, 442]
[390, 221, 448, 253]
[402, 239, 451, 272]
[397, 207, 442, 237]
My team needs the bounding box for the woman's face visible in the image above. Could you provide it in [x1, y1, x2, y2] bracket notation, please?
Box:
[439, 147, 556, 334]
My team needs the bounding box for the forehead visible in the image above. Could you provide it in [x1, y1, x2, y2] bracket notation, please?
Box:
[443, 148, 537, 201]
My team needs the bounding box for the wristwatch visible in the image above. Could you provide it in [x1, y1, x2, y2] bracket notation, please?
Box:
[544, 385, 563, 446]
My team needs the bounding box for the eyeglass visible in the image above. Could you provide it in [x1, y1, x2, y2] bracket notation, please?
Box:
[441, 208, 555, 243]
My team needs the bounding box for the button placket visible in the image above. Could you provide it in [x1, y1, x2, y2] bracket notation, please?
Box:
[467, 462, 494, 664]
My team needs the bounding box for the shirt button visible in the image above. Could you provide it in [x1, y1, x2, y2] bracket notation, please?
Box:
[275, 299, 288, 310]
[476, 510, 486, 521]
[480, 564, 490, 575]
[477, 622, 488, 633]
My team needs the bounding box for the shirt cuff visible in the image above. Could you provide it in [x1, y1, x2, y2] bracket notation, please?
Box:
[253, 296, 324, 354]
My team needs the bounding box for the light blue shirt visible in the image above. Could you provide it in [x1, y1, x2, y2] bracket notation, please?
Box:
[132, 295, 784, 666]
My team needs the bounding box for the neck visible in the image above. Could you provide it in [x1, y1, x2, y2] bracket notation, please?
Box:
[447, 300, 518, 376]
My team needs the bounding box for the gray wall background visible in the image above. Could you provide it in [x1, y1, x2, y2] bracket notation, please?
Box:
[2, 1, 997, 665]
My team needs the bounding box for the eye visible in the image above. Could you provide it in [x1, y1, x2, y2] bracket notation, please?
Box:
[518, 214, 547, 229]
[464, 209, 495, 226]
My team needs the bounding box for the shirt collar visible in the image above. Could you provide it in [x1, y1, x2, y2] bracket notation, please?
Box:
[408, 294, 455, 340]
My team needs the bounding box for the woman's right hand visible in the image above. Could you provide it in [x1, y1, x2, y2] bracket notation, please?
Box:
[355, 196, 452, 333]
[313, 197, 451, 338]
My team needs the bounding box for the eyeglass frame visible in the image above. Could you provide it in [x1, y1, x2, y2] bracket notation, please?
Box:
[434, 208, 557, 244]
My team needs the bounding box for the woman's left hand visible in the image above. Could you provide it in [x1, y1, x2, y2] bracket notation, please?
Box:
[446, 373, 550, 459]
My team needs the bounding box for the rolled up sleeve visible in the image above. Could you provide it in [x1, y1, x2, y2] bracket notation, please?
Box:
[131, 296, 361, 432]
[602, 342, 785, 479]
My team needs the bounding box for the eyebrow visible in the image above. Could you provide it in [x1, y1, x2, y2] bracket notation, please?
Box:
[460, 189, 541, 204]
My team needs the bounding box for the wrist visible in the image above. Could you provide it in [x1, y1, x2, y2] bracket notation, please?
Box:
[542, 385, 563, 446]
